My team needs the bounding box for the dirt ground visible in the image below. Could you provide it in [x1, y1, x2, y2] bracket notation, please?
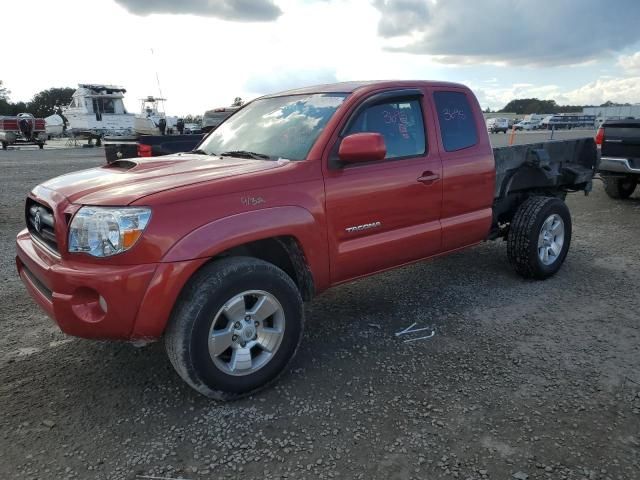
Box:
[0, 144, 639, 480]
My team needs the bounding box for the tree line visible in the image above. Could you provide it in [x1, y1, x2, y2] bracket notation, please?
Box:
[489, 98, 633, 115]
[0, 81, 75, 118]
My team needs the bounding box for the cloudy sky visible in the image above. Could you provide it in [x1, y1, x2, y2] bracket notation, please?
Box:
[3, 0, 640, 115]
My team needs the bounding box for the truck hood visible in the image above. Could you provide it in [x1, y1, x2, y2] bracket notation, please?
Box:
[40, 154, 289, 205]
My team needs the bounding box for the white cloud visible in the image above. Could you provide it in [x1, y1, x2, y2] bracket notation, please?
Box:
[474, 76, 640, 110]
[558, 77, 640, 106]
[618, 52, 640, 73]
[471, 83, 562, 110]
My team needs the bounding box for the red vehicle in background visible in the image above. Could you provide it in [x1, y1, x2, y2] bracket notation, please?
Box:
[16, 81, 597, 400]
[0, 113, 47, 150]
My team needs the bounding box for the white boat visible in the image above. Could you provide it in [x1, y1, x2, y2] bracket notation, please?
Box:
[63, 84, 135, 138]
[44, 114, 65, 137]
[134, 96, 178, 136]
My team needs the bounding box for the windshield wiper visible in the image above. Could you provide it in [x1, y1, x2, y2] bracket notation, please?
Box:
[220, 150, 271, 160]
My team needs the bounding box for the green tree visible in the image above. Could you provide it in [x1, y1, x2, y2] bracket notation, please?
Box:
[500, 98, 559, 114]
[599, 100, 631, 107]
[0, 80, 9, 100]
[499, 97, 585, 114]
[183, 114, 203, 125]
[27, 87, 75, 118]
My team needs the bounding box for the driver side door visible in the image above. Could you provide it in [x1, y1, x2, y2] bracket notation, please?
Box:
[323, 90, 443, 284]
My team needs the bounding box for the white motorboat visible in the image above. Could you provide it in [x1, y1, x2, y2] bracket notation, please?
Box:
[63, 84, 135, 138]
[134, 96, 178, 135]
[44, 114, 65, 137]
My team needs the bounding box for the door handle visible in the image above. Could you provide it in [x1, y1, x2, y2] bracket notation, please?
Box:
[417, 171, 440, 185]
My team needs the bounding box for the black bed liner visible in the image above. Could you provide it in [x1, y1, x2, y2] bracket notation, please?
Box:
[493, 138, 598, 199]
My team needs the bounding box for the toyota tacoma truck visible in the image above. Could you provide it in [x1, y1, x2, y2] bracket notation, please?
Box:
[16, 81, 597, 400]
[595, 119, 640, 199]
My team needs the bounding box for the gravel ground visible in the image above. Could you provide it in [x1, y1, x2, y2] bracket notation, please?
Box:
[0, 143, 639, 480]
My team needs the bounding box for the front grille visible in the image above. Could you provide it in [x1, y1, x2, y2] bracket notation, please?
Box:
[26, 199, 58, 253]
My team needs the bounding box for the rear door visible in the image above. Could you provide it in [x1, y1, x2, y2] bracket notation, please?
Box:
[323, 89, 443, 283]
[430, 88, 495, 251]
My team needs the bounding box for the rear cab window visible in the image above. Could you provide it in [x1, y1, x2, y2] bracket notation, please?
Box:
[434, 91, 478, 152]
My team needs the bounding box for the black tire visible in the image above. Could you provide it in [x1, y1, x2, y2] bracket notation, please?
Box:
[603, 175, 637, 199]
[165, 256, 304, 401]
[1, 142, 7, 150]
[507, 196, 572, 279]
[38, 143, 44, 150]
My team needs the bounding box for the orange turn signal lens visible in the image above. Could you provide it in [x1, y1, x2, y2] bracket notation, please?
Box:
[122, 229, 143, 249]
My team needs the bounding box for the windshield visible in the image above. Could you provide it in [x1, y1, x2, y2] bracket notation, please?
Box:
[198, 93, 348, 160]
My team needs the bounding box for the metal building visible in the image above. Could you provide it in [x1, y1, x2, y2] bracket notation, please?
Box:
[583, 105, 640, 122]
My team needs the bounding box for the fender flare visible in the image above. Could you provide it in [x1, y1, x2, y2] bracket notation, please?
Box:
[161, 205, 330, 291]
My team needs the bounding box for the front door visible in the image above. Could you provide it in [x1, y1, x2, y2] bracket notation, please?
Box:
[323, 92, 443, 283]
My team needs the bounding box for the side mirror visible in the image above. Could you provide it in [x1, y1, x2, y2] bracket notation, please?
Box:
[338, 132, 386, 164]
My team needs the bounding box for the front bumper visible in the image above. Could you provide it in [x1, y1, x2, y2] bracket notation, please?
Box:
[16, 229, 205, 340]
[599, 156, 640, 175]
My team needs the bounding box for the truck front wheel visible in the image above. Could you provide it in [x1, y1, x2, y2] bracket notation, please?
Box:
[603, 175, 637, 199]
[507, 196, 572, 279]
[165, 257, 304, 400]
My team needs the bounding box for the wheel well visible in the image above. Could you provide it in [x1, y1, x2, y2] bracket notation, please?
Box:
[214, 236, 315, 301]
[491, 190, 567, 239]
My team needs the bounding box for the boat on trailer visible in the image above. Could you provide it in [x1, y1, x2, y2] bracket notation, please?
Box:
[0, 113, 47, 150]
[134, 96, 178, 136]
[63, 84, 135, 141]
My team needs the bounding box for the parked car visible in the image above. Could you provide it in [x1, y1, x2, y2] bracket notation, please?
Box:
[184, 123, 202, 134]
[514, 120, 538, 131]
[16, 80, 597, 400]
[486, 117, 509, 133]
[596, 119, 640, 199]
[525, 114, 547, 126]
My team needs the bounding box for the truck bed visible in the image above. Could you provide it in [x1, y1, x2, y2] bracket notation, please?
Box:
[493, 138, 598, 199]
[104, 134, 204, 162]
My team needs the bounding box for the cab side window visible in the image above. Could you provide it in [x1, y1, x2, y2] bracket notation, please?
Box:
[434, 91, 478, 152]
[345, 99, 426, 159]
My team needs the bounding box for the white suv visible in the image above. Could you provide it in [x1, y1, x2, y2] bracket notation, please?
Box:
[487, 118, 509, 134]
[514, 120, 538, 131]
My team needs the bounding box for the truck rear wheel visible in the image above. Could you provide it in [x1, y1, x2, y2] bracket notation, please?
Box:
[603, 175, 637, 199]
[165, 257, 304, 400]
[507, 196, 572, 279]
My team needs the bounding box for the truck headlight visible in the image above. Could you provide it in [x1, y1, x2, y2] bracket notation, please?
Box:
[68, 207, 151, 257]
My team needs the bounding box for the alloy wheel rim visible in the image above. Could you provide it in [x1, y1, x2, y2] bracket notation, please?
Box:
[537, 214, 564, 266]
[208, 290, 285, 376]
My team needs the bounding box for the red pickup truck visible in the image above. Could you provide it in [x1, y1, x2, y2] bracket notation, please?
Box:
[16, 81, 597, 400]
